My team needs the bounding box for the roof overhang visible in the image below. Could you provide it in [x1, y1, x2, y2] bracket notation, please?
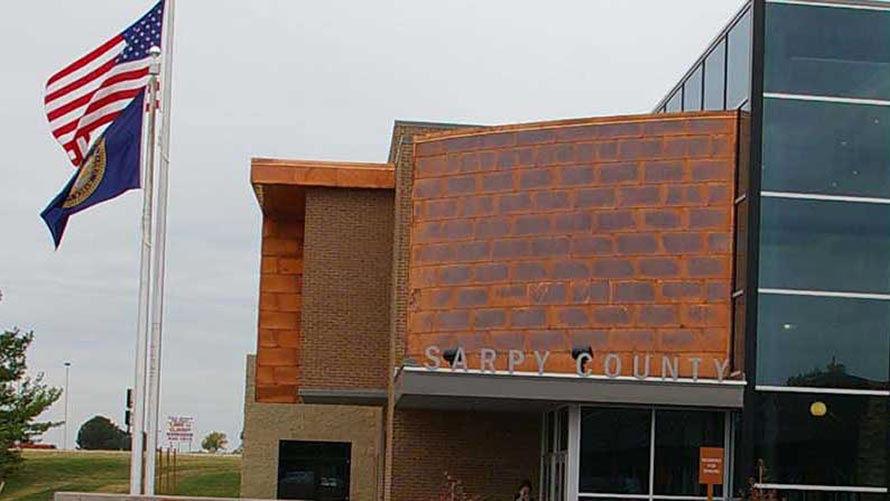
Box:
[251, 158, 395, 217]
[394, 367, 746, 412]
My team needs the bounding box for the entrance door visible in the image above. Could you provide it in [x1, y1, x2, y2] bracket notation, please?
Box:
[541, 407, 569, 501]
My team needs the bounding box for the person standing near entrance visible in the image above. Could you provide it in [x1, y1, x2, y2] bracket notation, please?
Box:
[514, 479, 533, 501]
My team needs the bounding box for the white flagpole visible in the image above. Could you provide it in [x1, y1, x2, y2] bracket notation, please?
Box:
[145, 0, 175, 494]
[130, 47, 162, 496]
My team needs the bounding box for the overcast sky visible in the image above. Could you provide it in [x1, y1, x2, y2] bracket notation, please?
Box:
[0, 0, 743, 450]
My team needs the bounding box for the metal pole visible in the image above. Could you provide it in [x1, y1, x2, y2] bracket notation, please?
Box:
[166, 447, 171, 493]
[63, 362, 71, 450]
[129, 48, 161, 496]
[145, 0, 175, 493]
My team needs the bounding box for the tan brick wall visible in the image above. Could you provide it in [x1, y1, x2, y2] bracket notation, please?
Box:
[407, 113, 739, 378]
[256, 218, 304, 403]
[301, 187, 395, 390]
[388, 408, 540, 501]
[241, 355, 383, 500]
[385, 123, 475, 500]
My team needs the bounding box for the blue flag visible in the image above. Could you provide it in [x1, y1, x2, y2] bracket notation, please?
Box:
[41, 90, 145, 248]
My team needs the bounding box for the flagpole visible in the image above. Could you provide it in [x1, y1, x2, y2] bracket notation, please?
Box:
[145, 0, 175, 494]
[129, 48, 162, 496]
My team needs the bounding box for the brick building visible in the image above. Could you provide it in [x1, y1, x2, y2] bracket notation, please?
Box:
[242, 1, 890, 500]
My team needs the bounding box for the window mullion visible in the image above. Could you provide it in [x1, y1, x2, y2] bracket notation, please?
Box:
[649, 409, 656, 501]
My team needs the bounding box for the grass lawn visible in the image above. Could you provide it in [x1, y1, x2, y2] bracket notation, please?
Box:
[2, 450, 241, 501]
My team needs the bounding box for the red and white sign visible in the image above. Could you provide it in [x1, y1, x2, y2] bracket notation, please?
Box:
[166, 416, 194, 443]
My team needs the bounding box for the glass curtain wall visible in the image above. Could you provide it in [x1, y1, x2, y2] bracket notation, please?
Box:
[754, 0, 890, 498]
[655, 2, 752, 114]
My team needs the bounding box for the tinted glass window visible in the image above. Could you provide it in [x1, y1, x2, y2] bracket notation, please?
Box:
[754, 392, 889, 487]
[579, 408, 650, 494]
[704, 40, 727, 110]
[666, 90, 682, 113]
[726, 8, 752, 109]
[544, 411, 554, 453]
[765, 3, 890, 100]
[759, 197, 890, 293]
[683, 64, 703, 112]
[770, 493, 888, 501]
[558, 407, 569, 451]
[278, 441, 351, 500]
[654, 411, 724, 496]
[757, 294, 890, 388]
[762, 98, 890, 197]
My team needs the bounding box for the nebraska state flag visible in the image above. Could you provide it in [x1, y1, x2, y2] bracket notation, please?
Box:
[41, 90, 144, 248]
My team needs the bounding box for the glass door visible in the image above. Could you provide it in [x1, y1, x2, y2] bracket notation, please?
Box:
[541, 407, 570, 501]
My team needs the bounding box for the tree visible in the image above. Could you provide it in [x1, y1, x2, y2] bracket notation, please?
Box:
[0, 327, 63, 485]
[201, 431, 227, 453]
[76, 415, 129, 450]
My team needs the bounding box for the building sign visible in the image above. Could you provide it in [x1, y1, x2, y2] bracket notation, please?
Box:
[422, 346, 732, 382]
[699, 446, 724, 484]
[166, 415, 194, 444]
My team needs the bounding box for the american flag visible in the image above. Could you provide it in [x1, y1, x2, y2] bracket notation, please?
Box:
[44, 1, 164, 167]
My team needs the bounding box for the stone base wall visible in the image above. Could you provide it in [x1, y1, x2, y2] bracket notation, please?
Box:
[241, 356, 383, 499]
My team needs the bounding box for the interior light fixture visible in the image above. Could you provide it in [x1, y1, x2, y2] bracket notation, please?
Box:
[810, 401, 828, 417]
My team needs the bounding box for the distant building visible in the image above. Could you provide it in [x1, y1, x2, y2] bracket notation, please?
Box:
[240, 1, 890, 500]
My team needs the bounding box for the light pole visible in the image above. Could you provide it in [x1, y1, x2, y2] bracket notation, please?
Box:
[63, 362, 71, 450]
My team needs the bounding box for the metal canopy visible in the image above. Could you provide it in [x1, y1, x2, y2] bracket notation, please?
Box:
[394, 367, 746, 411]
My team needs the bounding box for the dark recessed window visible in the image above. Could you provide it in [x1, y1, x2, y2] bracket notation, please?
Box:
[737, 112, 751, 196]
[558, 407, 569, 451]
[762, 98, 890, 198]
[734, 197, 748, 292]
[544, 411, 554, 453]
[704, 39, 727, 110]
[683, 64, 704, 112]
[666, 90, 682, 113]
[759, 197, 890, 294]
[726, 8, 752, 110]
[765, 3, 890, 100]
[579, 408, 650, 494]
[757, 294, 890, 388]
[654, 410, 725, 497]
[278, 440, 351, 500]
[754, 392, 889, 488]
[732, 294, 746, 373]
